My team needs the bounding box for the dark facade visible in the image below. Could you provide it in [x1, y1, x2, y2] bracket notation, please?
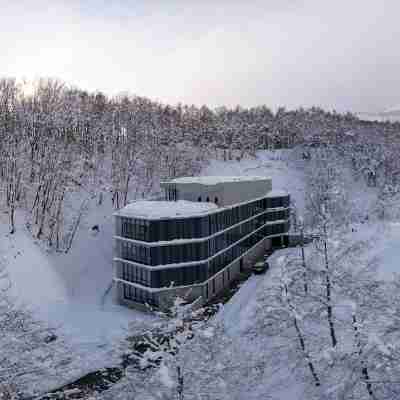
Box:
[114, 193, 290, 308]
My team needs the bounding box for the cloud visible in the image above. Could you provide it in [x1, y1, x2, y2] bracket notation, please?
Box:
[1, 0, 400, 112]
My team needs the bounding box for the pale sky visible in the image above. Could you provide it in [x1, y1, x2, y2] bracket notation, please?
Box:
[2, 0, 400, 112]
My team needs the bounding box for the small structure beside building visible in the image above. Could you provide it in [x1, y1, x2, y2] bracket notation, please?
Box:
[113, 176, 290, 311]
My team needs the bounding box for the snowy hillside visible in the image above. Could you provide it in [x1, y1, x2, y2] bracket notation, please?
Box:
[0, 150, 306, 390]
[0, 200, 152, 394]
[2, 148, 400, 398]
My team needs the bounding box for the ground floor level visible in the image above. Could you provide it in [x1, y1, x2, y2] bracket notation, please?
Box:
[113, 233, 289, 311]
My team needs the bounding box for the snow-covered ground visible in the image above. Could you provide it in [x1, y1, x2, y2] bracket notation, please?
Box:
[2, 150, 303, 331]
[204, 150, 399, 399]
[2, 149, 400, 396]
[349, 221, 400, 281]
[0, 150, 305, 392]
[216, 219, 400, 399]
[0, 201, 152, 393]
[1, 204, 150, 335]
[215, 248, 306, 399]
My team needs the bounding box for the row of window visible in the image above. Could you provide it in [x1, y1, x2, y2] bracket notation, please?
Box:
[198, 196, 218, 204]
[119, 241, 151, 264]
[207, 222, 287, 279]
[117, 208, 290, 266]
[121, 262, 151, 286]
[165, 189, 220, 204]
[116, 221, 289, 289]
[166, 188, 178, 201]
[154, 264, 207, 288]
[117, 194, 290, 242]
[120, 261, 207, 288]
[120, 217, 149, 241]
[122, 284, 158, 306]
[151, 241, 209, 265]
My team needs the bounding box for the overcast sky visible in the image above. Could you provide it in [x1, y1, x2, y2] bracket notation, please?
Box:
[2, 0, 400, 112]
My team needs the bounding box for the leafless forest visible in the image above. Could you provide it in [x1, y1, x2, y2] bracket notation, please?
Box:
[1, 78, 399, 249]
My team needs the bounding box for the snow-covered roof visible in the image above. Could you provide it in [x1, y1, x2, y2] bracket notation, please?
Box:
[163, 175, 270, 185]
[265, 190, 289, 198]
[115, 200, 218, 220]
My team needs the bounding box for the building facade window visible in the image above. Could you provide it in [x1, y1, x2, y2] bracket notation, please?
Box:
[116, 208, 290, 266]
[122, 283, 157, 306]
[120, 262, 152, 287]
[115, 193, 290, 304]
[117, 194, 289, 242]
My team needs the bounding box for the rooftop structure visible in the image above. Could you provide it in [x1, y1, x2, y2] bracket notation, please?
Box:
[167, 175, 269, 185]
[160, 175, 272, 207]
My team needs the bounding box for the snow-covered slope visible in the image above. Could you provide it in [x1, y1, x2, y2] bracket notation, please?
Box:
[1, 202, 149, 338]
[205, 151, 400, 399]
[0, 201, 151, 393]
[215, 220, 400, 400]
[2, 149, 399, 397]
[0, 150, 302, 347]
[351, 221, 400, 281]
[203, 150, 306, 212]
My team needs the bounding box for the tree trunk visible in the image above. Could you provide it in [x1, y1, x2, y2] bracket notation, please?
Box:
[9, 204, 15, 234]
[284, 284, 320, 387]
[177, 365, 184, 400]
[300, 225, 308, 295]
[123, 175, 130, 207]
[352, 313, 375, 398]
[323, 225, 337, 348]
[293, 316, 320, 387]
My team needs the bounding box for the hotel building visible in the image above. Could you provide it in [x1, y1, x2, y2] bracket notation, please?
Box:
[113, 176, 290, 310]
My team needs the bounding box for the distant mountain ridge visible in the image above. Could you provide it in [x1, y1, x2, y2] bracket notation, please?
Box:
[382, 106, 400, 115]
[357, 108, 400, 122]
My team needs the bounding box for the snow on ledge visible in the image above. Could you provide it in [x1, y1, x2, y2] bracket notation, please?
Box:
[265, 190, 289, 197]
[116, 200, 218, 219]
[164, 175, 270, 185]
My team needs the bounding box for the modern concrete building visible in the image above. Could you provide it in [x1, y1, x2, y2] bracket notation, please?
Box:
[113, 176, 290, 311]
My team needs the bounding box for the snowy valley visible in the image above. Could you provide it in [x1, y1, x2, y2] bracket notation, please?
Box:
[2, 80, 400, 400]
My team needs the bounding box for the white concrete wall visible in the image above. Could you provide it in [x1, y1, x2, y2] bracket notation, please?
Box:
[218, 179, 272, 206]
[161, 178, 272, 207]
[173, 182, 220, 203]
